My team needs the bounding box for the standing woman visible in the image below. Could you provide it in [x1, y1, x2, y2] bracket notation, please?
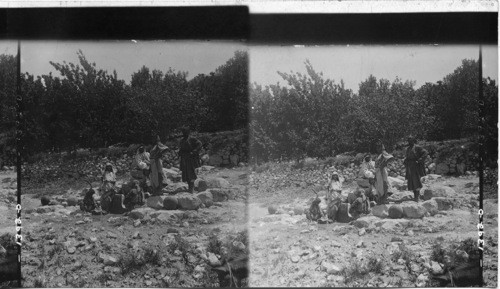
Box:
[374, 141, 394, 204]
[403, 136, 428, 202]
[179, 127, 202, 194]
[150, 135, 169, 195]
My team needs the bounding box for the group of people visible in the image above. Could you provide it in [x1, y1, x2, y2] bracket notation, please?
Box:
[132, 127, 203, 195]
[80, 127, 203, 214]
[324, 136, 428, 220]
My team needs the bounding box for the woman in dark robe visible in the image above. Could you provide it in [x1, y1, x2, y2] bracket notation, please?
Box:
[179, 127, 202, 194]
[403, 136, 428, 202]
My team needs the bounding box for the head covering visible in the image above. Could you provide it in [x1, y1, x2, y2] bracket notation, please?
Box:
[408, 135, 416, 145]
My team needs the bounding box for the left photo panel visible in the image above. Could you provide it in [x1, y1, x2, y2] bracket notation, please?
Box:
[0, 41, 21, 286]
[19, 40, 249, 287]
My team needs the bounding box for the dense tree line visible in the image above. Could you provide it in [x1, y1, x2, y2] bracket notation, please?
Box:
[10, 50, 248, 155]
[250, 59, 498, 163]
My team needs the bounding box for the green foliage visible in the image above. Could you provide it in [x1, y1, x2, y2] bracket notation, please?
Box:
[18, 50, 248, 155]
[251, 58, 497, 163]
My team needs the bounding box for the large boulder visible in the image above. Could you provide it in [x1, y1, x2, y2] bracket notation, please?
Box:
[371, 204, 389, 218]
[41, 196, 51, 206]
[387, 191, 415, 203]
[205, 177, 230, 189]
[401, 202, 426, 219]
[422, 186, 457, 201]
[195, 179, 208, 192]
[196, 191, 213, 208]
[162, 183, 188, 194]
[176, 193, 202, 210]
[433, 197, 454, 211]
[163, 196, 179, 210]
[388, 204, 404, 219]
[109, 194, 127, 214]
[146, 196, 166, 210]
[421, 199, 439, 216]
[67, 197, 79, 206]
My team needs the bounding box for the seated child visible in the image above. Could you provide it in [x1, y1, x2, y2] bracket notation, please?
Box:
[359, 155, 376, 194]
[327, 172, 344, 203]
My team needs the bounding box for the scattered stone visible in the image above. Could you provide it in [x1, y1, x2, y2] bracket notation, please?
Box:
[401, 203, 426, 219]
[41, 196, 51, 206]
[321, 261, 341, 274]
[433, 198, 455, 211]
[176, 193, 202, 210]
[209, 189, 232, 202]
[388, 204, 404, 219]
[358, 228, 366, 236]
[133, 220, 141, 227]
[205, 177, 230, 189]
[99, 253, 119, 266]
[356, 241, 365, 248]
[207, 252, 221, 266]
[421, 199, 439, 216]
[163, 183, 188, 194]
[268, 205, 277, 215]
[387, 191, 415, 203]
[75, 220, 85, 225]
[430, 261, 443, 274]
[163, 196, 179, 210]
[422, 186, 457, 200]
[167, 228, 179, 234]
[67, 247, 76, 254]
[407, 230, 414, 237]
[196, 191, 213, 208]
[290, 255, 300, 263]
[67, 197, 79, 206]
[391, 236, 403, 242]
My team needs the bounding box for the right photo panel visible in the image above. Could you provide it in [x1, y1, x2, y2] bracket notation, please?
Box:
[248, 45, 498, 287]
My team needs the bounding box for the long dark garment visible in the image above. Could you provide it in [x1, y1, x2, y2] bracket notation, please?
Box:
[179, 137, 202, 183]
[404, 145, 428, 191]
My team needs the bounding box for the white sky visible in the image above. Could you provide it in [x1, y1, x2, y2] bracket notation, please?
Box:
[0, 42, 497, 93]
[250, 45, 498, 92]
[1, 40, 246, 82]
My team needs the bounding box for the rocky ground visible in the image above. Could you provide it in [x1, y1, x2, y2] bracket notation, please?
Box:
[248, 161, 496, 287]
[0, 170, 17, 236]
[20, 166, 249, 287]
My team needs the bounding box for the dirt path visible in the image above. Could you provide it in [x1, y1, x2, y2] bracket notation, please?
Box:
[21, 167, 249, 288]
[248, 169, 492, 287]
